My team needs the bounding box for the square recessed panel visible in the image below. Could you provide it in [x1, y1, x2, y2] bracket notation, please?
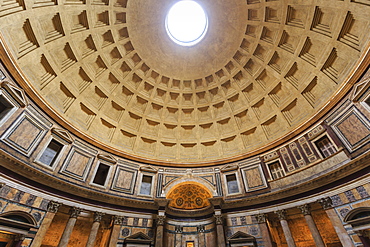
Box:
[60, 146, 95, 180]
[331, 106, 370, 152]
[1, 111, 48, 156]
[111, 164, 137, 194]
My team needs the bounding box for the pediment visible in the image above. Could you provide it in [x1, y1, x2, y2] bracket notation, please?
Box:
[351, 78, 370, 102]
[124, 231, 152, 244]
[98, 154, 117, 164]
[220, 164, 238, 172]
[140, 165, 157, 173]
[51, 128, 73, 144]
[1, 81, 28, 107]
[229, 231, 256, 241]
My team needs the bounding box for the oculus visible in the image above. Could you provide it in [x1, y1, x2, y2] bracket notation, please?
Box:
[165, 0, 208, 46]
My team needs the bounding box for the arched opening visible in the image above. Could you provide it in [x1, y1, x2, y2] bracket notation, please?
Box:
[344, 207, 370, 246]
[166, 181, 213, 210]
[0, 211, 37, 247]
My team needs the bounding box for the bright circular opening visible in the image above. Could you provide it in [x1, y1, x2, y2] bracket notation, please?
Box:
[166, 0, 208, 46]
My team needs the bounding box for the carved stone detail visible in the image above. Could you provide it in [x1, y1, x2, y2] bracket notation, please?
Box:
[69, 207, 81, 218]
[197, 225, 205, 233]
[298, 204, 311, 215]
[317, 197, 333, 210]
[14, 234, 25, 241]
[356, 230, 370, 238]
[113, 216, 123, 225]
[215, 215, 223, 225]
[47, 201, 62, 213]
[93, 212, 105, 222]
[275, 210, 287, 220]
[255, 213, 267, 224]
[157, 215, 166, 226]
[175, 225, 183, 233]
[0, 183, 4, 189]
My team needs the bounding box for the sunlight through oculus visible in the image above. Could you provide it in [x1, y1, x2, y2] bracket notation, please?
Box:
[166, 0, 208, 46]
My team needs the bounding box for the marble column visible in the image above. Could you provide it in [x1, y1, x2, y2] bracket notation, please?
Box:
[318, 197, 354, 247]
[108, 216, 123, 247]
[57, 207, 81, 247]
[255, 213, 274, 247]
[85, 212, 105, 247]
[275, 210, 296, 247]
[155, 215, 165, 247]
[215, 213, 226, 246]
[197, 225, 205, 247]
[298, 204, 325, 247]
[31, 201, 62, 247]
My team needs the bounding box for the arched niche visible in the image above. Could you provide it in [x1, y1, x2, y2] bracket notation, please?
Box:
[344, 207, 370, 246]
[0, 211, 37, 246]
[166, 181, 213, 210]
[163, 176, 217, 197]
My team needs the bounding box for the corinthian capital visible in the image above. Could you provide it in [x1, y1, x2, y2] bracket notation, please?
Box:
[297, 204, 311, 215]
[113, 216, 123, 225]
[47, 201, 62, 213]
[317, 197, 333, 210]
[255, 213, 267, 224]
[157, 215, 166, 226]
[215, 215, 223, 225]
[275, 210, 287, 220]
[69, 207, 81, 218]
[93, 212, 105, 222]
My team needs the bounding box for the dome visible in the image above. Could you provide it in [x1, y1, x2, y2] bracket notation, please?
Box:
[0, 0, 369, 246]
[0, 0, 368, 165]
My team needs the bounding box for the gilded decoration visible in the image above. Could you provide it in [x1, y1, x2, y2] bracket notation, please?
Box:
[167, 182, 212, 210]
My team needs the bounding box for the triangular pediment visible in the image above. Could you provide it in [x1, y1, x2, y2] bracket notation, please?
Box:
[125, 231, 152, 241]
[98, 154, 117, 164]
[140, 166, 157, 173]
[51, 128, 73, 144]
[351, 79, 370, 102]
[221, 164, 238, 172]
[1, 81, 28, 107]
[229, 231, 255, 240]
